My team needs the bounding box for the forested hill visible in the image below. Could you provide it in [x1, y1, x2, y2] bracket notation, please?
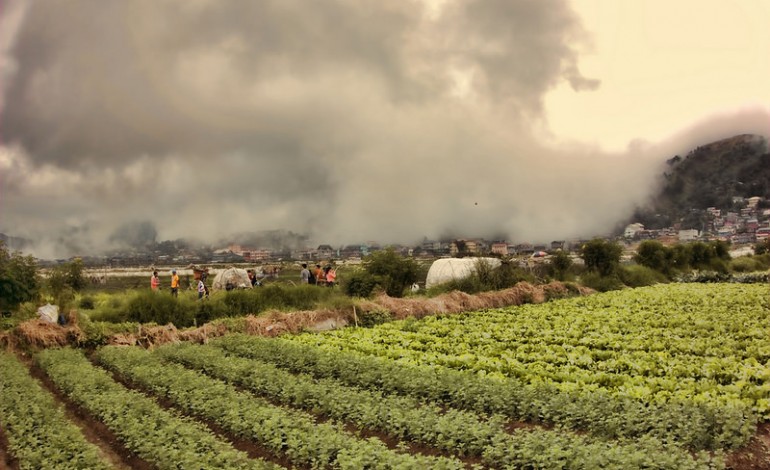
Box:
[629, 134, 770, 230]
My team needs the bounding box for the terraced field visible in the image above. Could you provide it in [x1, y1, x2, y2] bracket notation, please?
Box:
[1, 283, 768, 469]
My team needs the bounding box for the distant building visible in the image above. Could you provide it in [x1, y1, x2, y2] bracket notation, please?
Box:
[624, 223, 644, 238]
[678, 229, 699, 242]
[491, 242, 508, 255]
[317, 245, 334, 259]
[550, 241, 565, 251]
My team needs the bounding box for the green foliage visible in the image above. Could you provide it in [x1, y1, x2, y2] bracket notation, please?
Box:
[221, 321, 754, 457]
[78, 295, 95, 310]
[75, 314, 143, 348]
[548, 250, 574, 281]
[579, 272, 624, 292]
[356, 307, 393, 327]
[0, 242, 40, 311]
[343, 270, 379, 297]
[634, 240, 674, 276]
[96, 346, 465, 470]
[618, 264, 668, 287]
[755, 238, 770, 255]
[428, 260, 535, 295]
[635, 240, 737, 281]
[93, 284, 345, 327]
[362, 248, 419, 297]
[580, 239, 622, 276]
[0, 351, 111, 469]
[47, 259, 86, 295]
[36, 348, 269, 469]
[126, 290, 197, 326]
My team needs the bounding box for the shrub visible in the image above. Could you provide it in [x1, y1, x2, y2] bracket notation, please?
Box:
[125, 291, 197, 327]
[363, 248, 419, 298]
[618, 265, 668, 287]
[427, 260, 536, 296]
[580, 272, 624, 292]
[344, 270, 383, 298]
[580, 239, 622, 276]
[78, 296, 96, 310]
[356, 307, 393, 327]
[0, 242, 40, 311]
[730, 257, 762, 273]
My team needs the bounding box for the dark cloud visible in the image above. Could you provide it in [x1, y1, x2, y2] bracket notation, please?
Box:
[9, 0, 759, 259]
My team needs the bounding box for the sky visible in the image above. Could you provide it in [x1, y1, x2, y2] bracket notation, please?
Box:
[0, 0, 768, 258]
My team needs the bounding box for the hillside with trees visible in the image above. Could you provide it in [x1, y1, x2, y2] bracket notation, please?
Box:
[630, 134, 770, 230]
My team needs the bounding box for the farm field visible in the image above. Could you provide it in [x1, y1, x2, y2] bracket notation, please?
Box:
[1, 283, 769, 469]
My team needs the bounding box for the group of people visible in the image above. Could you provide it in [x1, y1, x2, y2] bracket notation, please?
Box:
[151, 269, 207, 299]
[300, 263, 337, 286]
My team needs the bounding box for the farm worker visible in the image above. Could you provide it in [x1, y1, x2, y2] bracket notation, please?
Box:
[170, 270, 180, 297]
[325, 267, 336, 287]
[300, 263, 310, 284]
[151, 271, 160, 291]
[197, 279, 206, 300]
[314, 264, 324, 286]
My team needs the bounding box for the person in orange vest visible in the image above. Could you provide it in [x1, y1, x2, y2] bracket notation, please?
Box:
[170, 270, 180, 297]
[151, 271, 160, 291]
[314, 264, 325, 286]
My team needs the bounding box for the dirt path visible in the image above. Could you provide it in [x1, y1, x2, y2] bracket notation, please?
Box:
[90, 356, 296, 470]
[726, 423, 770, 470]
[18, 354, 150, 470]
[0, 425, 18, 470]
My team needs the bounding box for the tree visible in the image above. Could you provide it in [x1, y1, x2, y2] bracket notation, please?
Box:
[363, 248, 419, 298]
[580, 239, 622, 277]
[0, 242, 40, 311]
[549, 250, 573, 281]
[634, 240, 673, 276]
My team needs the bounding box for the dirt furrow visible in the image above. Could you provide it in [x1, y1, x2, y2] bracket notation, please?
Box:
[19, 354, 150, 470]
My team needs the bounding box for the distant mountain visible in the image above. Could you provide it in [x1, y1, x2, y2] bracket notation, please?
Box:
[629, 134, 770, 230]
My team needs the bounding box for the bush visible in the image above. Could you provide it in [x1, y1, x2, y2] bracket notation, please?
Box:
[356, 307, 393, 327]
[730, 257, 762, 273]
[344, 271, 379, 298]
[427, 260, 536, 295]
[580, 272, 624, 292]
[580, 239, 622, 277]
[126, 291, 197, 327]
[0, 302, 37, 331]
[363, 249, 419, 298]
[618, 265, 668, 288]
[78, 296, 96, 310]
[0, 242, 40, 311]
[731, 272, 769, 283]
[76, 314, 142, 348]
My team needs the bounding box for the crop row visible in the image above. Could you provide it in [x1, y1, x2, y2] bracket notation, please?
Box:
[95, 345, 466, 470]
[384, 283, 768, 348]
[380, 320, 770, 361]
[35, 347, 278, 470]
[293, 330, 768, 413]
[0, 351, 110, 470]
[213, 334, 752, 452]
[154, 342, 716, 469]
[290, 283, 770, 417]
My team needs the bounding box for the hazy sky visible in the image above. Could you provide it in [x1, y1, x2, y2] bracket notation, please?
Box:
[1, 0, 768, 258]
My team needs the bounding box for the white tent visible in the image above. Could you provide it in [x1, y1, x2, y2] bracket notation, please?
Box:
[425, 257, 502, 289]
[211, 267, 252, 291]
